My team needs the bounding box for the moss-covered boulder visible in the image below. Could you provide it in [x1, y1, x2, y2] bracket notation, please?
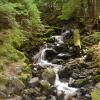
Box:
[74, 79, 87, 87]
[39, 80, 50, 89]
[42, 68, 56, 84]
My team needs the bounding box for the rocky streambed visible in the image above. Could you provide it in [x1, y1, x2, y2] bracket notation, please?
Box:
[0, 31, 100, 100]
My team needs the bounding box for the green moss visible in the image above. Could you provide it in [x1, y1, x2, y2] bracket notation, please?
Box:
[22, 65, 32, 74]
[75, 79, 87, 87]
[18, 73, 30, 82]
[39, 80, 50, 89]
[0, 74, 9, 90]
[0, 74, 8, 85]
[94, 75, 100, 83]
[91, 89, 100, 100]
[94, 32, 100, 42]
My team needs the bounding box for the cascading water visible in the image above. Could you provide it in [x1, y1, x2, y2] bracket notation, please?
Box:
[33, 32, 78, 100]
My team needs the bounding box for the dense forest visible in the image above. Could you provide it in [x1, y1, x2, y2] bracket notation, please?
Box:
[0, 0, 100, 100]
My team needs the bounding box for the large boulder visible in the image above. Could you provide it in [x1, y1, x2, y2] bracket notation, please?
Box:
[58, 64, 73, 79]
[42, 68, 56, 85]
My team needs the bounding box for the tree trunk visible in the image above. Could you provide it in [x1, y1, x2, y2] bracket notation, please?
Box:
[87, 0, 96, 19]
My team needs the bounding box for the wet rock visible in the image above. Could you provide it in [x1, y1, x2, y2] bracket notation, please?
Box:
[45, 49, 57, 61]
[56, 53, 71, 60]
[42, 68, 56, 84]
[85, 94, 91, 100]
[68, 77, 75, 87]
[71, 72, 79, 79]
[52, 59, 64, 64]
[62, 30, 73, 39]
[55, 44, 68, 53]
[58, 64, 72, 79]
[29, 77, 39, 87]
[80, 87, 88, 96]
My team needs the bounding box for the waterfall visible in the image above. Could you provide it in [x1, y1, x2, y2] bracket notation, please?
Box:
[33, 31, 77, 100]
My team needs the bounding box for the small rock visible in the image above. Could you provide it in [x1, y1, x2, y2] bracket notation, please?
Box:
[29, 77, 39, 87]
[85, 94, 91, 100]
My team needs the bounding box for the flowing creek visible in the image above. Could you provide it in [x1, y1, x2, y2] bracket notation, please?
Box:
[33, 32, 78, 100]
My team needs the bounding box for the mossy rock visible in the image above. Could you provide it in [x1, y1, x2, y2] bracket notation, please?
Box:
[94, 75, 100, 83]
[39, 80, 50, 89]
[42, 68, 56, 84]
[91, 89, 100, 100]
[74, 79, 87, 87]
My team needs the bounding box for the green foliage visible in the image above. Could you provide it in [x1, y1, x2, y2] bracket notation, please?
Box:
[91, 89, 100, 100]
[0, 0, 43, 68]
[94, 32, 100, 42]
[58, 0, 81, 20]
[20, 0, 42, 29]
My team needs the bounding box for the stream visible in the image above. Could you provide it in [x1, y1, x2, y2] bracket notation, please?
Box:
[33, 31, 78, 100]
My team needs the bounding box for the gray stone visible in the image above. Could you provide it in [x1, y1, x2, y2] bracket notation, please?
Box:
[29, 77, 39, 87]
